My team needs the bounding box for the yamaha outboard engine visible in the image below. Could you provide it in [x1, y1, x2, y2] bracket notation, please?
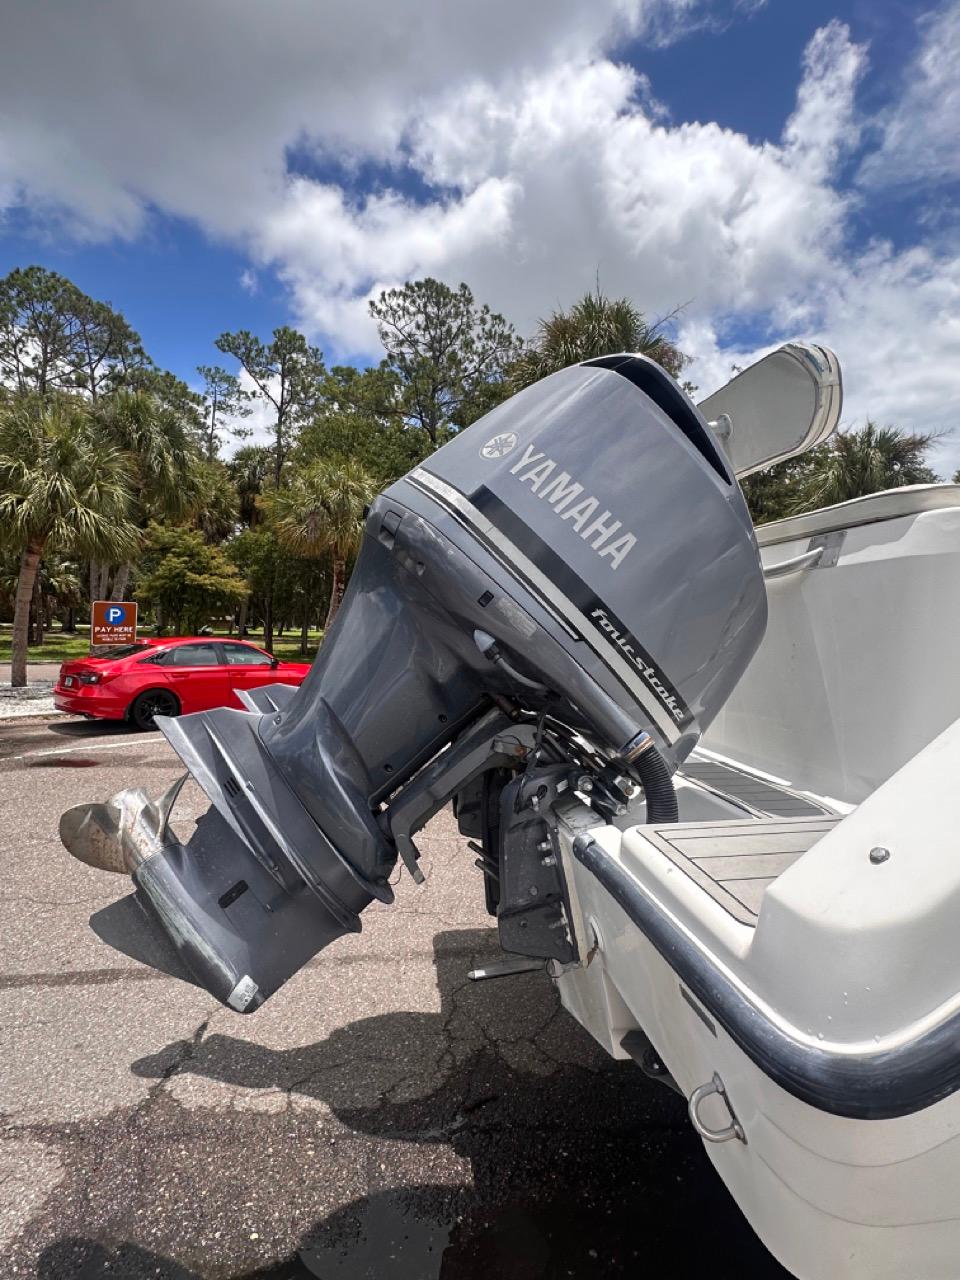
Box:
[61, 355, 766, 1012]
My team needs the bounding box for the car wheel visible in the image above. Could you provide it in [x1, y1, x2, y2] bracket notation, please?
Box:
[130, 689, 180, 731]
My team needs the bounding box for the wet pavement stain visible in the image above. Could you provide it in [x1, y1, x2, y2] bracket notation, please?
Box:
[296, 1194, 451, 1278]
[289, 1193, 649, 1279]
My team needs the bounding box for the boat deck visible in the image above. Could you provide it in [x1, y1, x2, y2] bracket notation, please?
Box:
[678, 756, 832, 820]
[643, 817, 839, 924]
[657, 755, 841, 923]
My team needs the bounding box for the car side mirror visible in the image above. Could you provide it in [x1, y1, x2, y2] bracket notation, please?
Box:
[270, 657, 280, 669]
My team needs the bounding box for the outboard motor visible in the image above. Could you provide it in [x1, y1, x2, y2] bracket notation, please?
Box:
[61, 355, 766, 1012]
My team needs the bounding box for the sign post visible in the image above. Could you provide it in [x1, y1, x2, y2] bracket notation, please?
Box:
[91, 601, 138, 648]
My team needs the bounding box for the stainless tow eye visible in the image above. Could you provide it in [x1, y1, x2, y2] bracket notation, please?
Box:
[689, 1073, 746, 1145]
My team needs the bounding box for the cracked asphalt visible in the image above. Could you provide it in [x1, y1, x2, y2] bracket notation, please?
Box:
[0, 715, 789, 1279]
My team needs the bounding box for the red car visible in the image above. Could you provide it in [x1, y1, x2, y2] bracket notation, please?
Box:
[54, 638, 311, 730]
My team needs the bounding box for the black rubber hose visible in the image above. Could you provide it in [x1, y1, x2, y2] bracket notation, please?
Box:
[635, 745, 679, 823]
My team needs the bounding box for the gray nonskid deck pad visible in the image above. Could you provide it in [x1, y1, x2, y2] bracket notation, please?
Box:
[640, 817, 839, 924]
[678, 758, 831, 818]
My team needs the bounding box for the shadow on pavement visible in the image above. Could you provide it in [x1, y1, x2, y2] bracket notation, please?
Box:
[90, 893, 199, 985]
[34, 928, 789, 1279]
[45, 718, 149, 739]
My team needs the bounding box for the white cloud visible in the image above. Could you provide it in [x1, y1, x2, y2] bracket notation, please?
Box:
[783, 19, 864, 182]
[1, 0, 958, 456]
[822, 247, 960, 474]
[0, 0, 659, 238]
[858, 2, 960, 191]
[262, 25, 867, 356]
[679, 241, 960, 469]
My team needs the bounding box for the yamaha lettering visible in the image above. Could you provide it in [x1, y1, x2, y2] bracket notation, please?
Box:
[507, 444, 636, 570]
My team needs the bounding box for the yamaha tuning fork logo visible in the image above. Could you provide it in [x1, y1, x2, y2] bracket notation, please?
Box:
[480, 432, 518, 459]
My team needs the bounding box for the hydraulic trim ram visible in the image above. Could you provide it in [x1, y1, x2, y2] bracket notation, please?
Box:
[60, 354, 766, 1011]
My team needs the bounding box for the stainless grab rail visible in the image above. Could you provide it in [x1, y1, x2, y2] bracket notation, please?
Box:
[763, 546, 824, 580]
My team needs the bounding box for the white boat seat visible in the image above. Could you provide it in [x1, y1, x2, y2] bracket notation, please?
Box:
[643, 816, 840, 925]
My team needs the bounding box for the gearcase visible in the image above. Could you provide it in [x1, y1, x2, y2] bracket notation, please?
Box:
[61, 352, 767, 1012]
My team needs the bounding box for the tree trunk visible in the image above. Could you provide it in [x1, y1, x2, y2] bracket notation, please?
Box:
[263, 592, 274, 654]
[88, 558, 99, 604]
[324, 557, 346, 632]
[238, 598, 248, 637]
[300, 606, 310, 656]
[31, 570, 44, 646]
[110, 564, 131, 601]
[11, 540, 44, 687]
[274, 418, 284, 489]
[65, 607, 76, 634]
[97, 563, 110, 601]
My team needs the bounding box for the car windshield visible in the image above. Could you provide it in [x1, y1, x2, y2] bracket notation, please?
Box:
[88, 644, 150, 659]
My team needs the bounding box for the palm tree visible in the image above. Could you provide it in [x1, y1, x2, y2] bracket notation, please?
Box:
[39, 557, 84, 635]
[228, 444, 272, 528]
[264, 456, 377, 631]
[189, 459, 239, 544]
[799, 422, 940, 511]
[90, 389, 200, 601]
[0, 396, 138, 686]
[0, 554, 84, 643]
[511, 289, 687, 389]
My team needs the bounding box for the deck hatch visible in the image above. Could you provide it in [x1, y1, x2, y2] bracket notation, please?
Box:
[642, 817, 840, 924]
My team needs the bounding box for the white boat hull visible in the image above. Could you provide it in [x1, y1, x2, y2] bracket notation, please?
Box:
[551, 486, 960, 1279]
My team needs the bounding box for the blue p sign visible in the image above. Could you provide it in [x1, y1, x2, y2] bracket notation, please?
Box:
[106, 605, 126, 626]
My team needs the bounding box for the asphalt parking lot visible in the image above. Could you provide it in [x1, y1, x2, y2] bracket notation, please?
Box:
[0, 714, 789, 1279]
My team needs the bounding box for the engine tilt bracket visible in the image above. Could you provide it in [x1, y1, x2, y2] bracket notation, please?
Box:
[386, 709, 538, 884]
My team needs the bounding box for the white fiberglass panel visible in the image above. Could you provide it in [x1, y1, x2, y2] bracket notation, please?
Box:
[703, 501, 960, 804]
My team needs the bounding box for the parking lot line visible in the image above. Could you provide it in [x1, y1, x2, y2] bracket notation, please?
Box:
[11, 736, 167, 762]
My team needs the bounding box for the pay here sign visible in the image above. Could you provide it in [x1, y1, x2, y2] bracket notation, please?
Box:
[91, 600, 138, 646]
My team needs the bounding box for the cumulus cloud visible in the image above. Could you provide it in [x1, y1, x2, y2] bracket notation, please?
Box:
[1, 0, 958, 458]
[264, 21, 868, 354]
[679, 244, 960, 472]
[858, 2, 960, 191]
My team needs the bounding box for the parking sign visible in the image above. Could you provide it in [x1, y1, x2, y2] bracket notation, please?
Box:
[91, 600, 138, 646]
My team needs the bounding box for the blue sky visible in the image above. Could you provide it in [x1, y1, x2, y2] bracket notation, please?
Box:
[0, 0, 957, 465]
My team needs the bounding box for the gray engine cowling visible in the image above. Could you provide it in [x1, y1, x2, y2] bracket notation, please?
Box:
[60, 354, 766, 1011]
